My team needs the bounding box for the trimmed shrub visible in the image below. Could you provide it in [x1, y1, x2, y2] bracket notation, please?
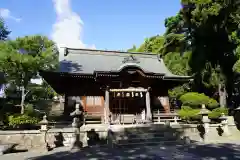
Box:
[208, 107, 228, 119]
[178, 106, 201, 122]
[179, 92, 219, 109]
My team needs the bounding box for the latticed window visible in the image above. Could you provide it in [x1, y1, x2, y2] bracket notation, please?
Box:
[86, 96, 102, 106]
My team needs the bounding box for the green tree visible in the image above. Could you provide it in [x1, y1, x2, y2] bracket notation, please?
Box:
[127, 45, 137, 52]
[160, 0, 240, 106]
[0, 18, 10, 41]
[0, 35, 58, 114]
[127, 35, 165, 53]
[181, 0, 240, 102]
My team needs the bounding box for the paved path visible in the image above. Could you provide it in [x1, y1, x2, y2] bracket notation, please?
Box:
[1, 143, 240, 160]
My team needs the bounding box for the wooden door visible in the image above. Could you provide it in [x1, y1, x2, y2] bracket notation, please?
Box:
[83, 96, 104, 117]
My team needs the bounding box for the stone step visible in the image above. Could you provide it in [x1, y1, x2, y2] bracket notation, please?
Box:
[121, 127, 173, 132]
[113, 130, 180, 146]
[85, 121, 102, 124]
[116, 136, 178, 144]
[114, 140, 181, 146]
[116, 131, 171, 136]
[116, 132, 167, 139]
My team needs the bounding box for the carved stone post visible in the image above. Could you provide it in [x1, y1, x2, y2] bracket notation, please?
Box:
[105, 86, 110, 124]
[70, 103, 83, 150]
[38, 115, 50, 152]
[173, 113, 179, 124]
[198, 104, 210, 142]
[219, 113, 230, 136]
[145, 87, 152, 122]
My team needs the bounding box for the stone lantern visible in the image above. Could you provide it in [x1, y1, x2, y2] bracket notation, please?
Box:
[219, 113, 230, 136]
[38, 115, 50, 152]
[198, 104, 210, 138]
[39, 115, 49, 131]
[70, 103, 83, 150]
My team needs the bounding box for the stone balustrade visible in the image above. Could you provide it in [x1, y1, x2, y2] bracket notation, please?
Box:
[0, 116, 238, 151]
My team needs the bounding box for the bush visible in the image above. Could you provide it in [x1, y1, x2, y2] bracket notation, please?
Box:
[25, 103, 41, 118]
[178, 106, 201, 122]
[179, 92, 219, 109]
[208, 107, 228, 119]
[8, 114, 39, 128]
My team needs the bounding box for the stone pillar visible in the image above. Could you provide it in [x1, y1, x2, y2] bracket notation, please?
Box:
[145, 87, 152, 122]
[105, 86, 110, 124]
[70, 103, 83, 151]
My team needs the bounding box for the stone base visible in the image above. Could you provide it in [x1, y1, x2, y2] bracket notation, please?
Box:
[70, 141, 83, 151]
[34, 144, 51, 153]
[0, 144, 14, 155]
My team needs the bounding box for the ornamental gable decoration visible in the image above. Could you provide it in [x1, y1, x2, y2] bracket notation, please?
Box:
[122, 55, 140, 64]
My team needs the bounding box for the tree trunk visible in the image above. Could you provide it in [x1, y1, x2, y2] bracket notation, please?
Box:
[20, 86, 25, 114]
[219, 83, 227, 108]
[158, 96, 171, 113]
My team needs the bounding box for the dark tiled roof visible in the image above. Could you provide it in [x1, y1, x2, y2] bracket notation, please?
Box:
[59, 48, 191, 79]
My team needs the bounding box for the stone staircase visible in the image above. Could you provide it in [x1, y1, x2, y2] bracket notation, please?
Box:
[111, 124, 185, 146]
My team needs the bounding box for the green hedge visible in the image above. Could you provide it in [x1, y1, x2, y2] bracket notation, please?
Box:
[178, 106, 228, 122]
[179, 92, 219, 109]
[178, 106, 201, 121]
[208, 107, 228, 119]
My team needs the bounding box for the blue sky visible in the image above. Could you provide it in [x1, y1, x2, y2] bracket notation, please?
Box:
[1, 0, 181, 50]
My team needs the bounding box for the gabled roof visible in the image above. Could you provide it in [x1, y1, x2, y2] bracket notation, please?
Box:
[59, 48, 191, 80]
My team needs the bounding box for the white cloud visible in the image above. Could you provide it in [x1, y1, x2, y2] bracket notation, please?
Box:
[0, 8, 21, 22]
[51, 0, 95, 55]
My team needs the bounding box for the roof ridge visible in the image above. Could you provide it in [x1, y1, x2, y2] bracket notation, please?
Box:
[63, 47, 158, 56]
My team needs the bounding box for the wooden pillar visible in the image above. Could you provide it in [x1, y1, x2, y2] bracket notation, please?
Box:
[104, 86, 110, 124]
[145, 87, 152, 122]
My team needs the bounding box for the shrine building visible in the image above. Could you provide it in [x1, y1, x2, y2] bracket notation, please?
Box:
[40, 48, 191, 124]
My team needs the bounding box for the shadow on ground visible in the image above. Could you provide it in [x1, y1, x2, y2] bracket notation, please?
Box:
[27, 123, 240, 160]
[27, 142, 240, 160]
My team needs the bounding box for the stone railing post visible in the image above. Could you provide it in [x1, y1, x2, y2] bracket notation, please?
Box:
[198, 104, 210, 142]
[174, 116, 178, 124]
[82, 128, 89, 147]
[219, 113, 230, 136]
[107, 124, 114, 148]
[38, 115, 50, 152]
[70, 103, 83, 151]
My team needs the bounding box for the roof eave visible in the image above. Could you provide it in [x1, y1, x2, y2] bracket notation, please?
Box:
[163, 75, 194, 81]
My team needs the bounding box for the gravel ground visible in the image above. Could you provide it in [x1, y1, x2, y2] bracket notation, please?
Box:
[0, 142, 240, 160]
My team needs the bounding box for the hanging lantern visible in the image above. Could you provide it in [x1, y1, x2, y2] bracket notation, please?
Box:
[117, 92, 121, 97]
[126, 92, 130, 97]
[135, 92, 139, 97]
[131, 92, 134, 97]
[140, 92, 143, 97]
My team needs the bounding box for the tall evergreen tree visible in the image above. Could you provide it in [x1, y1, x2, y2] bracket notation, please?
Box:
[0, 18, 10, 41]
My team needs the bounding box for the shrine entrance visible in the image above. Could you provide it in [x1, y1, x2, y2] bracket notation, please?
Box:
[110, 96, 145, 114]
[108, 87, 151, 124]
